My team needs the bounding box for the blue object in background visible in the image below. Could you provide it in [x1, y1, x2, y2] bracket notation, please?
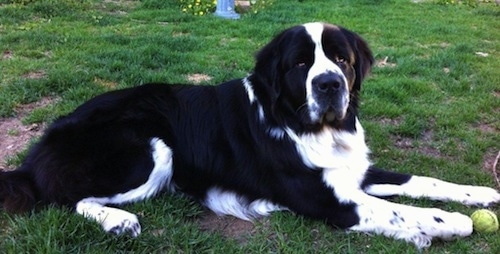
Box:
[215, 0, 240, 19]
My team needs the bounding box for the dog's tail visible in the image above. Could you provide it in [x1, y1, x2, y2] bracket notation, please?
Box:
[0, 165, 38, 213]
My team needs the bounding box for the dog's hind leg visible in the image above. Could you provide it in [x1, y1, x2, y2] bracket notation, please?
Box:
[75, 137, 174, 236]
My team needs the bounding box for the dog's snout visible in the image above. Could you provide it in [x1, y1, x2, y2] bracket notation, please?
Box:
[314, 73, 343, 93]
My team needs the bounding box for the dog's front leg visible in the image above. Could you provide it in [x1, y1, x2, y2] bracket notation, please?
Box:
[348, 195, 473, 248]
[362, 167, 500, 207]
[323, 168, 473, 248]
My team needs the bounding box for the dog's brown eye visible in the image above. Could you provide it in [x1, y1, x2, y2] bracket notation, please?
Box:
[296, 62, 307, 68]
[336, 57, 347, 64]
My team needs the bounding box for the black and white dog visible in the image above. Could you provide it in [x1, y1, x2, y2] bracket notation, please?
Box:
[1, 22, 499, 248]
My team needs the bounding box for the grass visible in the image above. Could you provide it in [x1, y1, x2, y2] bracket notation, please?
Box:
[0, 0, 499, 252]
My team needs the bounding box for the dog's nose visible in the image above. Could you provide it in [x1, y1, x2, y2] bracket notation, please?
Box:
[313, 73, 343, 93]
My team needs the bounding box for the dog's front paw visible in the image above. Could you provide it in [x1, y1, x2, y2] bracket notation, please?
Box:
[429, 210, 473, 240]
[460, 186, 500, 207]
[404, 209, 472, 248]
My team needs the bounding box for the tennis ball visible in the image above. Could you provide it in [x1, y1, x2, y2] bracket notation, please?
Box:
[470, 209, 499, 233]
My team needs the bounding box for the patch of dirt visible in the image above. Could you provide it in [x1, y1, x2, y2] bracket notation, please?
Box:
[483, 148, 500, 172]
[172, 32, 190, 37]
[219, 38, 238, 47]
[476, 123, 497, 134]
[186, 73, 213, 84]
[98, 0, 140, 16]
[391, 134, 444, 160]
[378, 117, 445, 159]
[418, 129, 444, 159]
[2, 50, 13, 60]
[377, 117, 403, 126]
[393, 135, 414, 150]
[483, 149, 500, 190]
[0, 97, 56, 171]
[102, 0, 140, 10]
[94, 77, 118, 89]
[0, 119, 42, 171]
[197, 212, 256, 244]
[103, 0, 139, 7]
[22, 70, 46, 79]
[416, 42, 450, 49]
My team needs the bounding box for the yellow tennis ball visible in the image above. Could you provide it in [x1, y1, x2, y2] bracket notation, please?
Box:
[470, 209, 499, 233]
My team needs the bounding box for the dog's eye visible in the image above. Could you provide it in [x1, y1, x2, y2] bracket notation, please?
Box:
[295, 62, 307, 68]
[335, 57, 347, 64]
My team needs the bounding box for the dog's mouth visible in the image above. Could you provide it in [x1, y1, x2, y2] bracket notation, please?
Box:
[312, 91, 350, 125]
[322, 108, 346, 123]
[307, 96, 349, 125]
[324, 110, 338, 122]
[321, 96, 349, 123]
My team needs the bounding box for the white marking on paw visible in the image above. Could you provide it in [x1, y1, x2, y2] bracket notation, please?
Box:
[456, 185, 500, 207]
[101, 208, 141, 237]
[76, 199, 141, 237]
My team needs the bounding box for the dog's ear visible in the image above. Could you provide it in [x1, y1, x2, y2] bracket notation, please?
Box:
[340, 28, 374, 92]
[252, 25, 308, 106]
[252, 30, 288, 100]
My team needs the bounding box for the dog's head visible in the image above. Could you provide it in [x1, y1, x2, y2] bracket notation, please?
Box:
[249, 22, 374, 132]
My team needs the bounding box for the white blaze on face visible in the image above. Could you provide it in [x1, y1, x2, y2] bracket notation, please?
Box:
[302, 22, 350, 122]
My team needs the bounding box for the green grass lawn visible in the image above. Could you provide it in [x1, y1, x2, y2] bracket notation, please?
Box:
[1, 0, 499, 253]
